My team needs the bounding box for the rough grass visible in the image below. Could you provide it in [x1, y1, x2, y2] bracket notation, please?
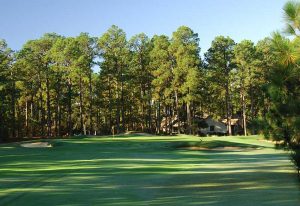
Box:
[0, 134, 299, 205]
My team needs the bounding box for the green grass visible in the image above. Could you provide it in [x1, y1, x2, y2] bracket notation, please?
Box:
[171, 139, 261, 150]
[0, 134, 299, 205]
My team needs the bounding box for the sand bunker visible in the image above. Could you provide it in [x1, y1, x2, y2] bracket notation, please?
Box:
[21, 142, 52, 148]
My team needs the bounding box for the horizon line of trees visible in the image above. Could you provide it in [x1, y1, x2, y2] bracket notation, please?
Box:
[0, 25, 272, 139]
[1, 0, 300, 175]
[0, 1, 299, 153]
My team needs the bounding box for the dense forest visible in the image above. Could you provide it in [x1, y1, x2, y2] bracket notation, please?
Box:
[0, 1, 299, 152]
[0, 27, 264, 138]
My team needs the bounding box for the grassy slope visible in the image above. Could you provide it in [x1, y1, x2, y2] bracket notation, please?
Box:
[0, 135, 299, 206]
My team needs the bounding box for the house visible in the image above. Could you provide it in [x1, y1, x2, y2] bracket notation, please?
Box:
[159, 115, 241, 135]
[199, 116, 227, 135]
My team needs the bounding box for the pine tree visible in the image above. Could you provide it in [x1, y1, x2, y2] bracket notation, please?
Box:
[98, 25, 129, 134]
[234, 40, 257, 135]
[169, 26, 201, 134]
[129, 33, 153, 132]
[0, 39, 14, 140]
[205, 36, 235, 135]
[150, 35, 173, 134]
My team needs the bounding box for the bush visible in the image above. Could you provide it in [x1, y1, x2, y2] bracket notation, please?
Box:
[290, 149, 300, 177]
[250, 117, 270, 136]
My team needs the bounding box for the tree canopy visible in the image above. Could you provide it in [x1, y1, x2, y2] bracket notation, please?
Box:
[0, 1, 299, 153]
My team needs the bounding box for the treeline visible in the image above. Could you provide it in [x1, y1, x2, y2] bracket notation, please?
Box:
[0, 1, 299, 151]
[0, 26, 271, 139]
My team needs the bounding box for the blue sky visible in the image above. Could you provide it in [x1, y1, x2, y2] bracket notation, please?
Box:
[0, 0, 287, 54]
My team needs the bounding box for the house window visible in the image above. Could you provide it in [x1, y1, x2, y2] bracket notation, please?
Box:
[210, 126, 215, 132]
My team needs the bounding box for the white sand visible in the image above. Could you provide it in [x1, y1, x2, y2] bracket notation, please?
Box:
[21, 142, 52, 148]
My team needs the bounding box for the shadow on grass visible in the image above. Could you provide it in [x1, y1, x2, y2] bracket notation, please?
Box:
[171, 140, 263, 150]
[0, 136, 299, 206]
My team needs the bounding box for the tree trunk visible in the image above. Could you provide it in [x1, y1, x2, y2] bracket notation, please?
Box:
[241, 91, 247, 136]
[54, 102, 58, 137]
[79, 74, 84, 135]
[30, 96, 33, 137]
[11, 78, 16, 138]
[108, 76, 112, 134]
[164, 106, 168, 134]
[96, 108, 100, 135]
[192, 103, 196, 135]
[38, 75, 45, 137]
[130, 93, 134, 131]
[67, 78, 73, 136]
[89, 72, 93, 135]
[148, 96, 152, 132]
[187, 102, 191, 135]
[175, 90, 180, 134]
[226, 84, 232, 136]
[250, 84, 255, 134]
[224, 50, 232, 136]
[141, 84, 145, 132]
[25, 98, 28, 137]
[0, 95, 4, 140]
[55, 76, 61, 137]
[116, 80, 120, 134]
[168, 106, 172, 134]
[46, 77, 51, 137]
[16, 103, 20, 138]
[121, 76, 125, 132]
[156, 100, 161, 134]
[57, 104, 61, 137]
[170, 106, 174, 134]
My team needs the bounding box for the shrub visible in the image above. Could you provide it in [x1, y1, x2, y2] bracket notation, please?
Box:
[290, 149, 300, 177]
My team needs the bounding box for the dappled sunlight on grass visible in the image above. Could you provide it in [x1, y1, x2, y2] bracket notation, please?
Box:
[0, 135, 299, 205]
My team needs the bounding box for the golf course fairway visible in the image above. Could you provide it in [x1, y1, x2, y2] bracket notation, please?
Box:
[0, 134, 299, 205]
